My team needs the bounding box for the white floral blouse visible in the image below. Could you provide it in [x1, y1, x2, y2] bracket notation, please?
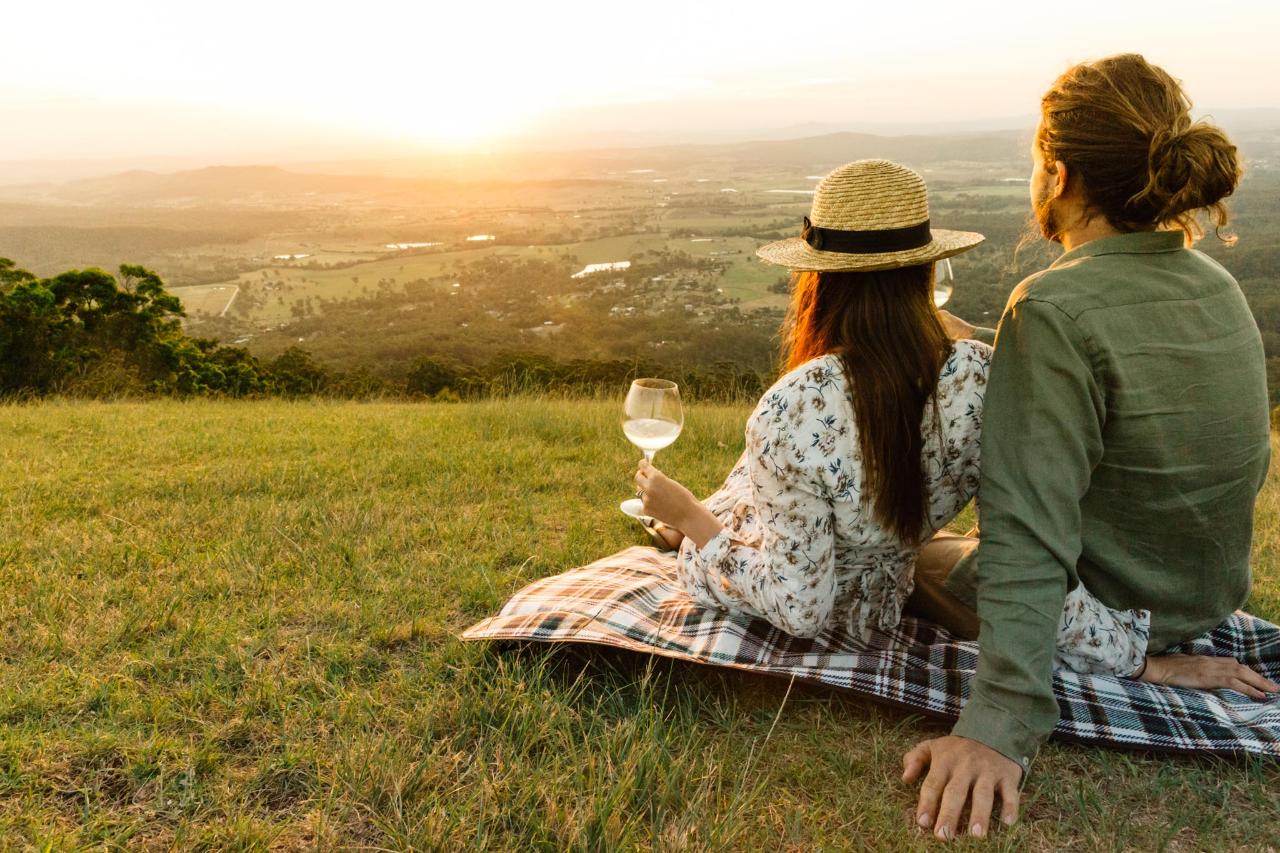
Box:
[675, 340, 1150, 677]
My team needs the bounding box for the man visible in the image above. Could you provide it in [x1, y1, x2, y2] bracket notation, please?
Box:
[902, 53, 1278, 840]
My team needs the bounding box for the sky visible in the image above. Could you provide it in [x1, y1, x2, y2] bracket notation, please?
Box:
[4, 0, 1279, 163]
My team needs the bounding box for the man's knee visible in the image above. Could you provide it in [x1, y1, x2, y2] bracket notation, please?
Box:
[916, 534, 978, 587]
[908, 535, 981, 640]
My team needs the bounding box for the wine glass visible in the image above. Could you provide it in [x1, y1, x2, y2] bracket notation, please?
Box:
[620, 378, 683, 519]
[933, 257, 954, 308]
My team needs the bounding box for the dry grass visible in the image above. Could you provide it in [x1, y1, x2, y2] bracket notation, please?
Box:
[0, 398, 1276, 849]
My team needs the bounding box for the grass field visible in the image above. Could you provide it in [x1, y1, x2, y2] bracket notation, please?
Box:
[1, 398, 1277, 849]
[170, 284, 239, 318]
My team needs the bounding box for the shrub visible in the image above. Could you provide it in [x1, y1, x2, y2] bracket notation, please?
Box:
[407, 357, 464, 397]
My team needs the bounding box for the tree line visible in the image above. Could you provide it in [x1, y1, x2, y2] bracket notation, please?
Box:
[0, 258, 773, 402]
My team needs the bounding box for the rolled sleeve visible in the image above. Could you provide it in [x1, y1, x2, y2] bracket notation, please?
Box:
[972, 325, 997, 346]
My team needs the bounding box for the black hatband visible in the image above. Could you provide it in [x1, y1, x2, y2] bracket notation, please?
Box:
[801, 216, 932, 254]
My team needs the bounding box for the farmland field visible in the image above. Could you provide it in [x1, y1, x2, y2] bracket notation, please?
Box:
[6, 129, 1280, 403]
[183, 212, 802, 325]
[170, 283, 239, 317]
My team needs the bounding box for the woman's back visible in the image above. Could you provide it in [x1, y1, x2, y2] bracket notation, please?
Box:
[677, 339, 991, 639]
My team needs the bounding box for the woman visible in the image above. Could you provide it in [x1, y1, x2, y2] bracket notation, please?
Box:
[634, 159, 1148, 676]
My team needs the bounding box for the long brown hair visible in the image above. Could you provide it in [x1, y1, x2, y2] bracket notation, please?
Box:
[782, 264, 951, 542]
[1037, 53, 1242, 243]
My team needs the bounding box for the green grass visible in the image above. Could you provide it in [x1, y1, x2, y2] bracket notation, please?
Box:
[0, 398, 1277, 849]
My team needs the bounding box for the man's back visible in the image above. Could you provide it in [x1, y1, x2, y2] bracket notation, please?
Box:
[1021, 232, 1271, 648]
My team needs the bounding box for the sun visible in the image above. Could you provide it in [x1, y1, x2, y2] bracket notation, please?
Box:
[356, 87, 528, 149]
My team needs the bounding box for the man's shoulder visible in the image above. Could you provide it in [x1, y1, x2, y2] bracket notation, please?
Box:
[1010, 243, 1239, 320]
[1007, 265, 1097, 320]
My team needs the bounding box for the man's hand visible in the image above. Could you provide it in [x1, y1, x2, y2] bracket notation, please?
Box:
[1140, 654, 1280, 699]
[902, 736, 1023, 840]
[938, 309, 976, 341]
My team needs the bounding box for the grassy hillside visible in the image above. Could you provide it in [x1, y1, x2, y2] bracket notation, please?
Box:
[0, 398, 1277, 849]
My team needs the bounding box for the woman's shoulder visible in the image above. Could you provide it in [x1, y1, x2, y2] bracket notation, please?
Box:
[751, 354, 851, 428]
[752, 343, 989, 424]
[746, 355, 856, 497]
[934, 339, 991, 414]
[944, 338, 992, 377]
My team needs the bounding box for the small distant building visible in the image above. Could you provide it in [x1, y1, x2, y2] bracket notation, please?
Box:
[571, 261, 631, 279]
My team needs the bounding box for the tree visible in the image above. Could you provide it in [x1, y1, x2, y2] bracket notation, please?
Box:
[270, 347, 329, 396]
[0, 257, 36, 292]
[0, 268, 64, 393]
[0, 260, 279, 398]
[406, 356, 464, 397]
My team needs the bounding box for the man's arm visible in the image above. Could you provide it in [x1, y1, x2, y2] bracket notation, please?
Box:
[906, 298, 1105, 839]
[956, 298, 1104, 760]
[937, 309, 996, 345]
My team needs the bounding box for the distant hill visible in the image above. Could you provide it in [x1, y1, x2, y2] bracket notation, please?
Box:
[0, 165, 618, 206]
[0, 130, 1033, 204]
[5, 122, 1277, 200]
[286, 130, 1031, 181]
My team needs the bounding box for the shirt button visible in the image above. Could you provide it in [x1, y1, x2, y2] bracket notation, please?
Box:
[1022, 757, 1030, 766]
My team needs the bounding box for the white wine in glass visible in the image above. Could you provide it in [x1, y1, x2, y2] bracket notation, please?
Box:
[620, 378, 683, 518]
[933, 257, 954, 308]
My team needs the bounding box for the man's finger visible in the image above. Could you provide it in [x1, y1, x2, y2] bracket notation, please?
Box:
[997, 774, 1021, 827]
[1236, 664, 1280, 695]
[933, 772, 973, 841]
[902, 742, 931, 783]
[1231, 678, 1267, 701]
[915, 765, 949, 830]
[966, 777, 995, 838]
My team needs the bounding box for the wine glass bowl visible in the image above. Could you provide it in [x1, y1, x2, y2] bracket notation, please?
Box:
[933, 257, 954, 308]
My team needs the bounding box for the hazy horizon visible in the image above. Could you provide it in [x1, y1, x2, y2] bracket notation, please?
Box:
[6, 0, 1280, 173]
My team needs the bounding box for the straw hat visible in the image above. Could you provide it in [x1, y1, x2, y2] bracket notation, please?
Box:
[756, 159, 984, 272]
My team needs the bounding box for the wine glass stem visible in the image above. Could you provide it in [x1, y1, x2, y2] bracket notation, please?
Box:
[643, 449, 656, 464]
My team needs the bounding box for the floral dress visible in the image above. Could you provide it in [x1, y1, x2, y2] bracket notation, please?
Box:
[675, 341, 1150, 677]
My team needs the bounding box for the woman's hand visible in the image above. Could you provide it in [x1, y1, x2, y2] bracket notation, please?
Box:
[938, 309, 976, 341]
[1139, 654, 1280, 700]
[634, 460, 727, 550]
[633, 458, 700, 530]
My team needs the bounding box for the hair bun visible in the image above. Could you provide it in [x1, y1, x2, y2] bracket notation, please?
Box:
[1136, 120, 1241, 228]
[1147, 125, 1190, 171]
[1041, 54, 1241, 242]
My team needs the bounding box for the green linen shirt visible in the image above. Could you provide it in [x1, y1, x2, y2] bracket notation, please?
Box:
[948, 230, 1271, 771]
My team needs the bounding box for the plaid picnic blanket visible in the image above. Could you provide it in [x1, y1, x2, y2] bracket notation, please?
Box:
[462, 546, 1280, 757]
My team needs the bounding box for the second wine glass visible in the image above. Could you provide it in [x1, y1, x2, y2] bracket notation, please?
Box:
[933, 257, 954, 308]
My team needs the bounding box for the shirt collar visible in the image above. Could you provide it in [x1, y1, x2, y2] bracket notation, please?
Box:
[1051, 230, 1186, 268]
